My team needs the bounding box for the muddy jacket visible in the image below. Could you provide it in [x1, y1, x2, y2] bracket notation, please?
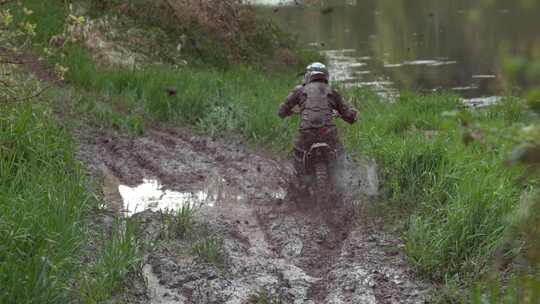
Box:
[278, 81, 357, 130]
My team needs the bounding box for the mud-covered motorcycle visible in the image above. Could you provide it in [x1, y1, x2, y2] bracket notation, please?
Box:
[287, 109, 340, 206]
[303, 138, 337, 205]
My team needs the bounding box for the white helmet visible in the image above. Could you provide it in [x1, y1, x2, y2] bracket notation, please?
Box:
[304, 62, 329, 83]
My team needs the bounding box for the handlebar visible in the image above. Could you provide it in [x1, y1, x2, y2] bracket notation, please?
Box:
[290, 107, 341, 118]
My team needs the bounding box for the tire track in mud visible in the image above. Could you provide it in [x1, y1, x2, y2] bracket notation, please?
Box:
[79, 127, 429, 304]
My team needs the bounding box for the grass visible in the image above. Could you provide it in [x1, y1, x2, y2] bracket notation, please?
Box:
[2, 2, 140, 301]
[0, 98, 139, 302]
[191, 237, 224, 265]
[342, 89, 529, 299]
[248, 290, 283, 304]
[0, 102, 86, 303]
[53, 45, 299, 151]
[160, 205, 195, 240]
[174, 205, 195, 237]
[78, 220, 141, 303]
[475, 275, 540, 304]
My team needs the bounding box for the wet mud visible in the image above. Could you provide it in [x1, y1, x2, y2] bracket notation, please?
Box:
[78, 127, 428, 303]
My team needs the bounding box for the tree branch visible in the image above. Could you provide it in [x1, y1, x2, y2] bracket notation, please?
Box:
[0, 0, 17, 6]
[0, 78, 11, 87]
[1, 85, 50, 103]
[0, 59, 23, 65]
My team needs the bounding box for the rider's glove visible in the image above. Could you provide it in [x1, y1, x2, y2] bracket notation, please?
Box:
[342, 108, 358, 124]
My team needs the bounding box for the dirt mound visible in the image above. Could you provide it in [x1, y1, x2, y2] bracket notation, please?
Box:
[92, 0, 305, 66]
[78, 127, 428, 303]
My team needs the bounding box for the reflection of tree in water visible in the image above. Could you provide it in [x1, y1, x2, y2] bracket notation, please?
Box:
[258, 0, 540, 94]
[371, 0, 418, 89]
[367, 0, 540, 93]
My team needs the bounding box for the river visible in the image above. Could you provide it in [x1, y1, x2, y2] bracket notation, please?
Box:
[252, 0, 540, 103]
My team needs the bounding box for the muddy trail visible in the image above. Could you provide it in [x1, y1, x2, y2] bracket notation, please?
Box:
[79, 127, 428, 304]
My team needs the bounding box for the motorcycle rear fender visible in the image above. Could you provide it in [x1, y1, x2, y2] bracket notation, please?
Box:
[309, 142, 331, 150]
[303, 142, 337, 172]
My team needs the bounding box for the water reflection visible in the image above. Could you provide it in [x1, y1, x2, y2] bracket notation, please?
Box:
[254, 0, 540, 100]
[462, 96, 502, 108]
[118, 179, 216, 216]
[117, 177, 285, 216]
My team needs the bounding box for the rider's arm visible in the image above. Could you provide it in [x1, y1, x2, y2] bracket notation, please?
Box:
[278, 85, 303, 118]
[330, 89, 358, 124]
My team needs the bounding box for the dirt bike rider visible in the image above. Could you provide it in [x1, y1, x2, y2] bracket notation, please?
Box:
[277, 62, 358, 191]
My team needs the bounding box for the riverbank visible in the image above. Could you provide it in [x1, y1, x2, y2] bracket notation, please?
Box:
[2, 0, 537, 302]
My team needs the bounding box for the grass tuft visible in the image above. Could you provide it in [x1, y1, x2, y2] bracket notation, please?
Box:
[248, 290, 283, 304]
[192, 237, 224, 266]
[79, 219, 141, 303]
[160, 204, 195, 240]
[0, 102, 88, 303]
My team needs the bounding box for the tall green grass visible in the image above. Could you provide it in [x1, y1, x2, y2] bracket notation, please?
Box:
[344, 89, 526, 289]
[56, 45, 299, 150]
[0, 101, 139, 302]
[79, 220, 141, 303]
[0, 103, 88, 302]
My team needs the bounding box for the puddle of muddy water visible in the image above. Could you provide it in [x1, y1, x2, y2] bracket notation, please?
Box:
[108, 172, 285, 217]
[118, 179, 216, 216]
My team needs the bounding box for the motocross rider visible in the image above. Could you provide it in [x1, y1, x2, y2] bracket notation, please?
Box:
[277, 62, 358, 189]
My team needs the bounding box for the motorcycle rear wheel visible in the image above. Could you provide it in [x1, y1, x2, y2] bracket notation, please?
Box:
[314, 162, 329, 207]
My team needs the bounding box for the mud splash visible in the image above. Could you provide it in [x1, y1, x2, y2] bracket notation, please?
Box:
[79, 127, 428, 303]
